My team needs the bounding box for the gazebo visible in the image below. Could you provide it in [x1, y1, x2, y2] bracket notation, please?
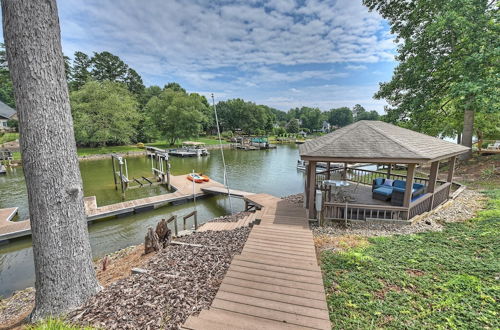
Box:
[299, 121, 469, 224]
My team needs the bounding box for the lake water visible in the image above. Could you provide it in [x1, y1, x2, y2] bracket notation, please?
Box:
[0, 145, 304, 297]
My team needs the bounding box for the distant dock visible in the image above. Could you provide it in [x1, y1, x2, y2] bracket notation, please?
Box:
[0, 174, 240, 243]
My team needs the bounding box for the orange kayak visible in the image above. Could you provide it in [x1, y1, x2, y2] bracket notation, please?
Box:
[187, 173, 204, 183]
[199, 174, 210, 182]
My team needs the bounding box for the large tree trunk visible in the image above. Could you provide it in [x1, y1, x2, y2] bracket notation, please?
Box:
[461, 109, 474, 160]
[2, 0, 100, 321]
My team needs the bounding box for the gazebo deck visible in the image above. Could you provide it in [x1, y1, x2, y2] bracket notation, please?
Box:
[327, 184, 390, 206]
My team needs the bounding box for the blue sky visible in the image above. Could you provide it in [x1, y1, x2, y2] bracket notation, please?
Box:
[4, 0, 398, 112]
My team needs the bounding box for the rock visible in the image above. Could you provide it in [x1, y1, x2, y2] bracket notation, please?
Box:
[131, 268, 148, 275]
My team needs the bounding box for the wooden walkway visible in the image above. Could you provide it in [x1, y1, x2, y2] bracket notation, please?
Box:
[183, 194, 330, 330]
[201, 186, 255, 198]
[0, 174, 226, 242]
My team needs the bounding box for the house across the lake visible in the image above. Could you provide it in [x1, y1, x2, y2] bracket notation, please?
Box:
[0, 101, 16, 131]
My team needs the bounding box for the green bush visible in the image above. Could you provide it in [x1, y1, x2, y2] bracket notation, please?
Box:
[136, 142, 145, 149]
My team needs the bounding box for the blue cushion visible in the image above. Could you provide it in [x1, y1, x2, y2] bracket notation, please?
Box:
[413, 183, 424, 189]
[374, 187, 393, 196]
[393, 180, 406, 189]
[374, 178, 384, 186]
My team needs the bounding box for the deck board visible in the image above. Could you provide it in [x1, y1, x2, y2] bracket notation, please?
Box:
[183, 194, 330, 330]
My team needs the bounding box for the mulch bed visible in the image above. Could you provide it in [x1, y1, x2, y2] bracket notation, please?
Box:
[69, 227, 250, 329]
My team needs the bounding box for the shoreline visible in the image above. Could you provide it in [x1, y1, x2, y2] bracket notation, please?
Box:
[7, 143, 234, 164]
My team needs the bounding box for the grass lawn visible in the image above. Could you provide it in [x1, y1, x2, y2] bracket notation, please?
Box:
[0, 132, 19, 144]
[76, 145, 142, 157]
[29, 318, 95, 330]
[147, 137, 229, 149]
[321, 189, 499, 329]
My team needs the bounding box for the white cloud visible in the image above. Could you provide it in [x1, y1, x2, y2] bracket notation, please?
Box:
[346, 65, 367, 70]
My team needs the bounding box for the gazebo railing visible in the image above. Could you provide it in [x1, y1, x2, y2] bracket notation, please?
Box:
[323, 202, 408, 222]
[316, 166, 430, 186]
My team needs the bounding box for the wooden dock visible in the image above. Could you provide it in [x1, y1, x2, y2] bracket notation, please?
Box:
[201, 186, 255, 198]
[0, 174, 227, 242]
[183, 194, 330, 330]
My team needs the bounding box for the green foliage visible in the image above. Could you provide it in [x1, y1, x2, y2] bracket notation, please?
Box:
[69, 51, 145, 96]
[364, 0, 499, 137]
[356, 110, 380, 121]
[0, 132, 19, 144]
[289, 106, 322, 131]
[321, 190, 500, 329]
[221, 130, 234, 138]
[70, 81, 140, 147]
[216, 99, 275, 134]
[286, 118, 300, 133]
[69, 51, 91, 90]
[164, 82, 186, 93]
[146, 89, 208, 145]
[28, 318, 96, 330]
[6, 118, 18, 130]
[0, 43, 15, 107]
[326, 107, 353, 127]
[273, 126, 286, 136]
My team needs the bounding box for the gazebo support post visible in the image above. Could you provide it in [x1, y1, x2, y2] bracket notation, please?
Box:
[403, 164, 416, 212]
[387, 163, 392, 179]
[427, 161, 439, 210]
[447, 156, 456, 183]
[307, 161, 317, 219]
[342, 163, 347, 180]
[326, 162, 331, 180]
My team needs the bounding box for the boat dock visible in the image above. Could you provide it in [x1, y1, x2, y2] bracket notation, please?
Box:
[183, 194, 330, 329]
[201, 186, 255, 198]
[0, 174, 227, 243]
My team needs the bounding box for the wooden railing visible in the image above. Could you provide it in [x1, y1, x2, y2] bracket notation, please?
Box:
[316, 166, 429, 186]
[313, 165, 458, 223]
[323, 201, 408, 221]
[408, 193, 433, 219]
[432, 183, 451, 209]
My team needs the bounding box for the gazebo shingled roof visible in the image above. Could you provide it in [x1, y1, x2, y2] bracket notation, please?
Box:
[299, 121, 469, 163]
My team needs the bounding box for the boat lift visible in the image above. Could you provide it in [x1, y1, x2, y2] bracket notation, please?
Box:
[111, 154, 129, 194]
[149, 148, 171, 190]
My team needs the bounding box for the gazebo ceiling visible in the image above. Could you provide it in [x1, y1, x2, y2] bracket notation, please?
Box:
[299, 121, 469, 163]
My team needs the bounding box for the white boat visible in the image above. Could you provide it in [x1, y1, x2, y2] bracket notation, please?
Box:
[182, 141, 209, 156]
[296, 160, 326, 173]
[0, 164, 6, 175]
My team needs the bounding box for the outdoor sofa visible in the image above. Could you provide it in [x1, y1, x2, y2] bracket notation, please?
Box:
[372, 178, 425, 206]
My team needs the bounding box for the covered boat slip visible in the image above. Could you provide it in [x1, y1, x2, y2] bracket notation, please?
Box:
[299, 121, 470, 224]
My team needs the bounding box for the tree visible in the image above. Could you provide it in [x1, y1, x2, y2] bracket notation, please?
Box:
[286, 118, 300, 133]
[289, 106, 322, 131]
[70, 51, 145, 96]
[364, 0, 499, 159]
[146, 89, 208, 145]
[216, 98, 275, 134]
[327, 107, 353, 127]
[356, 110, 380, 121]
[0, 43, 14, 107]
[2, 0, 100, 321]
[69, 51, 91, 91]
[70, 81, 140, 146]
[124, 68, 144, 96]
[90, 51, 128, 82]
[164, 82, 186, 93]
[352, 104, 366, 119]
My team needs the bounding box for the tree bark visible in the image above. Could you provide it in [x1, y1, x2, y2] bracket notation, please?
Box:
[461, 109, 474, 160]
[2, 0, 100, 321]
